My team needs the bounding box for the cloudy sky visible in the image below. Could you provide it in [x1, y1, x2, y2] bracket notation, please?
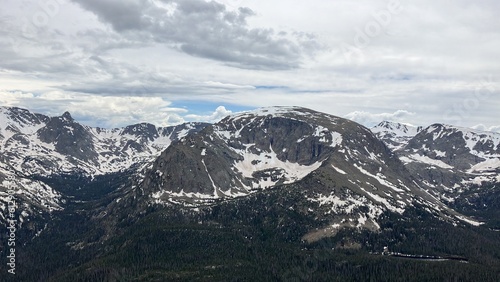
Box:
[0, 0, 499, 130]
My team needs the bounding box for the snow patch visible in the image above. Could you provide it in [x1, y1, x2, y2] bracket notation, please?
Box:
[233, 145, 322, 189]
[331, 164, 347, 175]
[456, 215, 483, 226]
[468, 158, 500, 172]
[399, 154, 454, 169]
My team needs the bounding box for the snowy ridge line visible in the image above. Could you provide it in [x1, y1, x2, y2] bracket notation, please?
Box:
[373, 120, 500, 193]
[0, 106, 208, 177]
[229, 106, 341, 125]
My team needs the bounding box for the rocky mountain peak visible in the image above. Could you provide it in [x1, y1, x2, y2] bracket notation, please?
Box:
[121, 122, 159, 142]
[374, 121, 423, 135]
[371, 121, 423, 150]
[135, 106, 483, 241]
[61, 111, 73, 121]
[37, 114, 98, 164]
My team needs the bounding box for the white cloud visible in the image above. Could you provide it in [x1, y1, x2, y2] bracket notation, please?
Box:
[203, 81, 255, 90]
[490, 126, 500, 133]
[66, 95, 188, 128]
[0, 90, 187, 128]
[185, 106, 232, 123]
[472, 124, 500, 133]
[344, 110, 416, 127]
[69, 0, 319, 70]
[0, 90, 36, 105]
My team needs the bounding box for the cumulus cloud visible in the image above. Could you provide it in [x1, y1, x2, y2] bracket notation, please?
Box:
[185, 106, 232, 123]
[344, 110, 416, 127]
[66, 95, 188, 128]
[0, 90, 187, 128]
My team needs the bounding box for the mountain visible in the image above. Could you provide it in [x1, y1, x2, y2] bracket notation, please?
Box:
[0, 107, 208, 175]
[128, 107, 474, 240]
[1, 107, 486, 229]
[371, 121, 423, 150]
[397, 123, 500, 201]
[0, 106, 208, 225]
[1, 106, 499, 281]
[370, 121, 500, 201]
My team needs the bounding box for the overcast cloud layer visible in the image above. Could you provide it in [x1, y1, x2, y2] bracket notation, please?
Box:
[0, 0, 498, 130]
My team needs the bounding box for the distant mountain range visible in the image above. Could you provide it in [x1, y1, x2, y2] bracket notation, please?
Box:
[0, 106, 206, 223]
[1, 106, 499, 280]
[372, 120, 500, 202]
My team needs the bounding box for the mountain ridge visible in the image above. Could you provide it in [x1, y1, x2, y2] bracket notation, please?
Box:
[1, 106, 496, 229]
[0, 106, 208, 225]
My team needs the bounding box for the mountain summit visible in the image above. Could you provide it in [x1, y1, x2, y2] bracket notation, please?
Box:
[371, 121, 423, 150]
[137, 107, 473, 240]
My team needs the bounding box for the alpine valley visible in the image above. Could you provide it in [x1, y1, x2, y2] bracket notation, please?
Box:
[1, 106, 499, 281]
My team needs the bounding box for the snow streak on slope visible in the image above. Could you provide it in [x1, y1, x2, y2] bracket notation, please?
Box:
[353, 164, 406, 193]
[399, 154, 454, 169]
[468, 158, 500, 173]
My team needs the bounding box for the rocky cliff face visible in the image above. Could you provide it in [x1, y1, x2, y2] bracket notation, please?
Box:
[142, 107, 346, 198]
[37, 112, 99, 164]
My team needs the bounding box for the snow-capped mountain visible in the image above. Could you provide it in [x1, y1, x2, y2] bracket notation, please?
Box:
[131, 107, 473, 241]
[0, 107, 207, 176]
[0, 106, 207, 225]
[370, 121, 500, 200]
[398, 123, 500, 200]
[371, 121, 423, 150]
[0, 106, 489, 235]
